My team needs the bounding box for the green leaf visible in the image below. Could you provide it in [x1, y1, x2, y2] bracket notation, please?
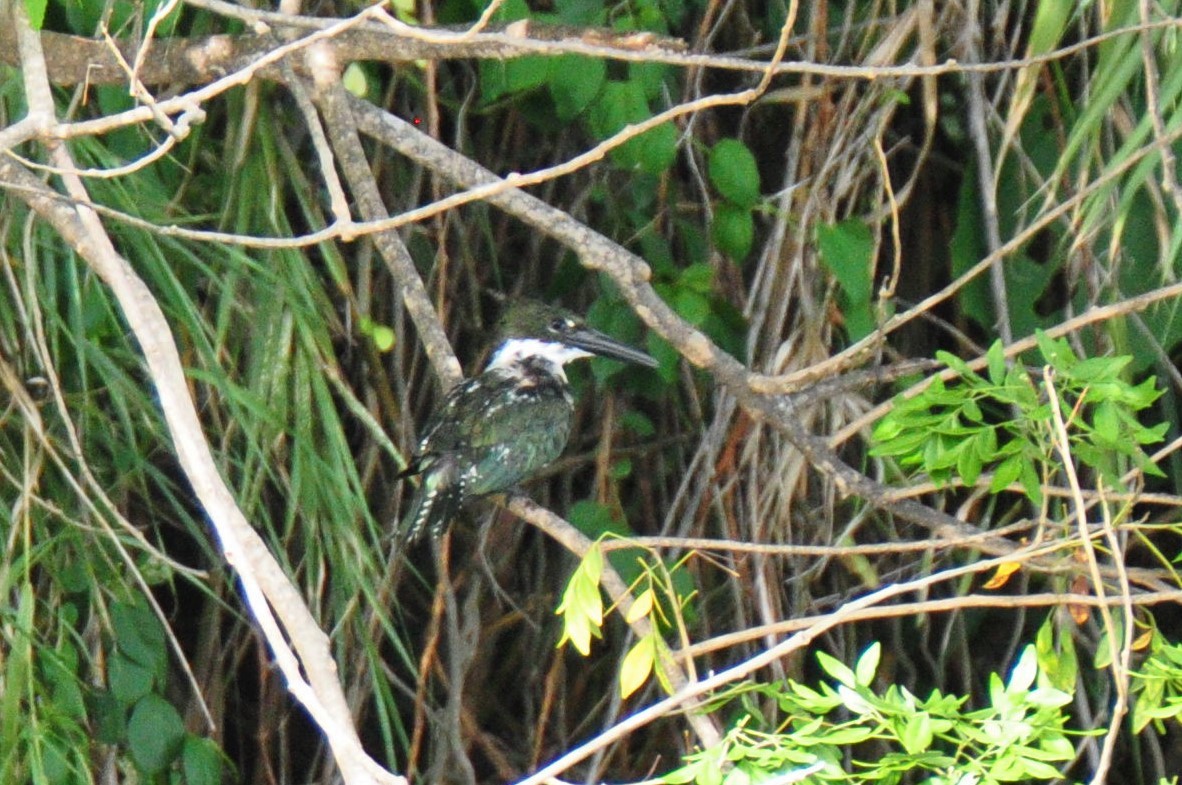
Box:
[1041, 619, 1078, 694]
[1011, 757, 1066, 779]
[24, 0, 48, 29]
[660, 760, 702, 784]
[568, 499, 625, 538]
[620, 122, 678, 174]
[1038, 734, 1076, 761]
[1034, 330, 1077, 370]
[560, 614, 592, 657]
[721, 765, 751, 785]
[109, 652, 155, 705]
[628, 61, 673, 101]
[679, 262, 715, 293]
[610, 458, 633, 479]
[40, 645, 85, 721]
[708, 139, 761, 208]
[625, 588, 655, 624]
[869, 435, 925, 462]
[40, 738, 75, 785]
[816, 220, 874, 305]
[818, 725, 875, 745]
[854, 642, 881, 686]
[936, 350, 971, 377]
[987, 340, 1007, 385]
[958, 442, 983, 486]
[90, 690, 127, 745]
[482, 54, 551, 101]
[388, 0, 416, 21]
[988, 755, 1029, 781]
[1124, 375, 1164, 408]
[371, 324, 395, 352]
[815, 651, 856, 688]
[1003, 364, 1040, 408]
[182, 736, 224, 785]
[480, 61, 511, 102]
[1135, 447, 1167, 478]
[510, 56, 552, 93]
[128, 694, 185, 774]
[934, 414, 976, 437]
[588, 80, 648, 139]
[556, 545, 605, 655]
[568, 501, 645, 583]
[871, 416, 903, 442]
[1091, 400, 1120, 445]
[646, 334, 681, 384]
[1128, 417, 1168, 445]
[587, 81, 677, 174]
[900, 712, 933, 754]
[786, 681, 840, 711]
[620, 409, 656, 437]
[975, 425, 998, 459]
[342, 63, 369, 98]
[360, 317, 396, 352]
[961, 396, 984, 423]
[673, 287, 712, 326]
[111, 601, 167, 675]
[1065, 355, 1130, 383]
[51, 672, 86, 721]
[694, 747, 726, 785]
[926, 433, 966, 471]
[550, 56, 606, 120]
[1008, 646, 1038, 693]
[555, 0, 605, 24]
[713, 203, 755, 262]
[620, 634, 657, 698]
[1026, 686, 1072, 708]
[1018, 457, 1044, 504]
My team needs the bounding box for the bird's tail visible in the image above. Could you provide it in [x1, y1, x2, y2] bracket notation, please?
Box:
[399, 461, 463, 544]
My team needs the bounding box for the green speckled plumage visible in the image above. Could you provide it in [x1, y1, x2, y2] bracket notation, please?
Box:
[399, 302, 656, 542]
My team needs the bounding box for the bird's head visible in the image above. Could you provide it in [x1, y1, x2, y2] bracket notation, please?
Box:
[487, 301, 658, 373]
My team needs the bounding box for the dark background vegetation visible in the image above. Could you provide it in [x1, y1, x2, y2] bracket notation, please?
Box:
[3, 0, 1182, 783]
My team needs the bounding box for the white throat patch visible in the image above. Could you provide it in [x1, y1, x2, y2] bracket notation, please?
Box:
[487, 338, 593, 380]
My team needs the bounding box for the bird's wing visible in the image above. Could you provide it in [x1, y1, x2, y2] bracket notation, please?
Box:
[410, 371, 573, 492]
[398, 376, 485, 478]
[413, 376, 496, 453]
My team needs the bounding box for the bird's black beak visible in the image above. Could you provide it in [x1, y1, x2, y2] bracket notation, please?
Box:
[566, 326, 659, 368]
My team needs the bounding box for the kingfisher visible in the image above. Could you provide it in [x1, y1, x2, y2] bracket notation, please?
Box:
[399, 300, 658, 542]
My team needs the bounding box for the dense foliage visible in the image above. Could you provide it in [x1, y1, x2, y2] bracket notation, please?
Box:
[3, 0, 1182, 784]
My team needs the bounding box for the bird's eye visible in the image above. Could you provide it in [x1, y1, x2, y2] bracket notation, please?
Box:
[550, 317, 569, 332]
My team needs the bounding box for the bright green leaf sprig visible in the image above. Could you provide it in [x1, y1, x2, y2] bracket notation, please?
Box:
[556, 540, 697, 699]
[661, 643, 1087, 785]
[1129, 633, 1182, 734]
[556, 543, 605, 656]
[871, 332, 1166, 503]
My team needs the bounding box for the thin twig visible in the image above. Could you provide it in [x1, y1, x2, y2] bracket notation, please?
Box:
[307, 48, 461, 389]
[1043, 367, 1132, 785]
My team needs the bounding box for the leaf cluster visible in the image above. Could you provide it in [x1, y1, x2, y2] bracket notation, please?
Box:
[664, 643, 1081, 785]
[872, 333, 1165, 503]
[1130, 635, 1182, 735]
